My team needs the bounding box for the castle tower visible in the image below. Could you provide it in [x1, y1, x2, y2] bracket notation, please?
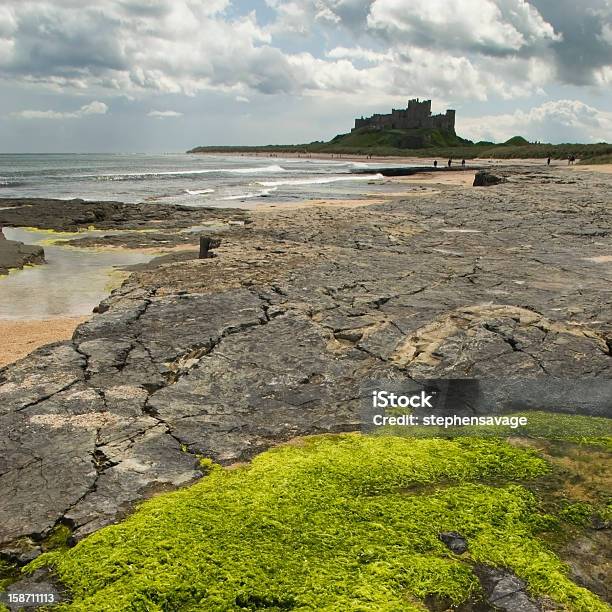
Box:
[445, 109, 456, 132]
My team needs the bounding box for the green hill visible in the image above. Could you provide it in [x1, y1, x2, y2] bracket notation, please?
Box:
[188, 131, 612, 162]
[504, 135, 530, 146]
[328, 127, 472, 149]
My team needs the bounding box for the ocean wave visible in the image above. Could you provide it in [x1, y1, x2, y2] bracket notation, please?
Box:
[222, 187, 278, 200]
[0, 180, 25, 187]
[256, 173, 384, 187]
[229, 165, 286, 174]
[84, 165, 288, 181]
[184, 188, 215, 195]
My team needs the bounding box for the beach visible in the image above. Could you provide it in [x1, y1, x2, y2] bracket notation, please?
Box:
[0, 318, 89, 368]
[0, 160, 608, 365]
[0, 159, 610, 601]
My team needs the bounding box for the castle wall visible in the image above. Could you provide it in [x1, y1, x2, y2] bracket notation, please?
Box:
[353, 99, 455, 133]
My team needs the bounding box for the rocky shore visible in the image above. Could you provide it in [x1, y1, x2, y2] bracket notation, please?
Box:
[0, 198, 249, 233]
[0, 165, 610, 574]
[0, 224, 44, 276]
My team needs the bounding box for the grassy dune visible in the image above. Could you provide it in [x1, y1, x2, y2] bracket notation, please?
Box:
[188, 130, 612, 163]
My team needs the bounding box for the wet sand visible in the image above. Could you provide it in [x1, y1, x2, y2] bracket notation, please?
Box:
[570, 163, 612, 174]
[250, 187, 443, 211]
[0, 317, 88, 367]
[392, 170, 477, 186]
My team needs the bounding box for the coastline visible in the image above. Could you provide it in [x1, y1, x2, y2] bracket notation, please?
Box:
[0, 160, 608, 361]
[189, 149, 589, 167]
[0, 161, 610, 606]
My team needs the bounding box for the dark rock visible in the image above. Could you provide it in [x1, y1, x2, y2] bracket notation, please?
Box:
[473, 171, 505, 186]
[1, 568, 67, 611]
[439, 531, 468, 554]
[199, 236, 221, 259]
[1, 542, 43, 566]
[474, 566, 540, 612]
[0, 198, 248, 233]
[563, 531, 611, 601]
[0, 225, 45, 275]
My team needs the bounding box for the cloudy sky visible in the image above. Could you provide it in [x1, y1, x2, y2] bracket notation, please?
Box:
[1, 0, 611, 152]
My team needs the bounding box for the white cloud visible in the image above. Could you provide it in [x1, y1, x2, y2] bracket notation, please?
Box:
[458, 100, 612, 143]
[0, 1, 293, 96]
[0, 0, 609, 110]
[326, 46, 391, 63]
[367, 0, 560, 54]
[235, 96, 250, 103]
[601, 23, 612, 45]
[148, 110, 183, 118]
[11, 101, 108, 119]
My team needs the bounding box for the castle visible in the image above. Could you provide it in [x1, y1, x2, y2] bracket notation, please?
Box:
[353, 99, 455, 132]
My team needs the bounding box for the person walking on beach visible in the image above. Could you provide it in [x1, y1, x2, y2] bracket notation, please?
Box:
[461, 159, 466, 169]
[547, 157, 551, 166]
[433, 160, 438, 168]
[447, 159, 452, 168]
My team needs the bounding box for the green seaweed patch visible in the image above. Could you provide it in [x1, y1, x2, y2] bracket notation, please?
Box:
[558, 501, 595, 527]
[26, 435, 609, 611]
[42, 525, 73, 553]
[18, 227, 82, 236]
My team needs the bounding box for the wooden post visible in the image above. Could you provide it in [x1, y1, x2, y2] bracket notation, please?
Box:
[199, 236, 211, 259]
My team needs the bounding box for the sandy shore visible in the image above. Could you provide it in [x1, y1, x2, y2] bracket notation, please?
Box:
[0, 317, 89, 367]
[392, 170, 477, 186]
[570, 163, 612, 174]
[194, 150, 585, 168]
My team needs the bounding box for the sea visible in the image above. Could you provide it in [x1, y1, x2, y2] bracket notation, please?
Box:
[0, 153, 424, 207]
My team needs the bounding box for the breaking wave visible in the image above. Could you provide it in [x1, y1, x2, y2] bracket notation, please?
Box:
[222, 187, 278, 200]
[84, 165, 288, 181]
[256, 173, 384, 187]
[184, 188, 215, 195]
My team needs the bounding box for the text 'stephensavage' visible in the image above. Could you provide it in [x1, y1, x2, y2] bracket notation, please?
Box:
[369, 389, 528, 429]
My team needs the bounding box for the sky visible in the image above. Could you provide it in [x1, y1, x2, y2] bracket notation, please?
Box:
[0, 0, 611, 153]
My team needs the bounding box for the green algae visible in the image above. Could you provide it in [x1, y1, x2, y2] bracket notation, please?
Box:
[42, 525, 73, 553]
[25, 434, 609, 611]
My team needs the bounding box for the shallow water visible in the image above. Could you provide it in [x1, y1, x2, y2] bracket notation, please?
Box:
[0, 228, 153, 320]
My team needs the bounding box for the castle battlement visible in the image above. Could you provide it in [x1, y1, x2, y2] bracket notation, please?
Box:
[353, 99, 455, 133]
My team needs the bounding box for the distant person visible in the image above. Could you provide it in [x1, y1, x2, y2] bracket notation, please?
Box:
[433, 160, 438, 168]
[461, 159, 466, 169]
[547, 157, 551, 166]
[447, 159, 452, 168]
